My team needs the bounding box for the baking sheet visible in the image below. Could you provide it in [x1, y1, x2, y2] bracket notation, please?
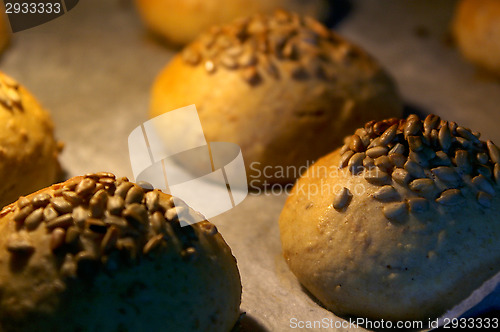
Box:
[0, 0, 498, 331]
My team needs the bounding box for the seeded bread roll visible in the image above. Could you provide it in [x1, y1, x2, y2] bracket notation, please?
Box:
[0, 173, 241, 332]
[150, 10, 402, 185]
[453, 0, 500, 76]
[279, 114, 500, 321]
[134, 0, 329, 45]
[0, 71, 61, 208]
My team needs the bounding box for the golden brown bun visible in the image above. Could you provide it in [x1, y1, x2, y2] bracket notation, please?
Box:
[279, 114, 500, 321]
[0, 173, 241, 332]
[134, 0, 329, 45]
[453, 0, 500, 76]
[150, 11, 402, 185]
[0, 71, 61, 208]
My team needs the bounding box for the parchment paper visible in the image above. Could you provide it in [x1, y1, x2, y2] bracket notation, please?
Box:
[0, 0, 498, 331]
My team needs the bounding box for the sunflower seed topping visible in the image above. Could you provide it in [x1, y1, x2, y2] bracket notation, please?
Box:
[405, 160, 425, 179]
[472, 175, 495, 196]
[333, 187, 352, 210]
[408, 197, 429, 213]
[409, 178, 436, 197]
[383, 202, 408, 223]
[431, 167, 461, 187]
[438, 123, 452, 152]
[364, 168, 390, 185]
[392, 168, 411, 186]
[436, 189, 464, 205]
[372, 186, 400, 202]
[487, 141, 500, 164]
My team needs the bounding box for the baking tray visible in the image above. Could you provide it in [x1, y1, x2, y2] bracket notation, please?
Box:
[1, 0, 498, 331]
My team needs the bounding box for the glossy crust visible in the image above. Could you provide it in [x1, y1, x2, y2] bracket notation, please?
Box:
[150, 11, 402, 185]
[453, 0, 500, 76]
[0, 174, 241, 332]
[0, 71, 60, 208]
[134, 0, 328, 45]
[279, 115, 500, 321]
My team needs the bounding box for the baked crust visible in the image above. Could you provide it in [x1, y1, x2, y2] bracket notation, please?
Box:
[0, 174, 241, 331]
[279, 114, 500, 320]
[134, 0, 328, 45]
[150, 11, 402, 185]
[453, 0, 500, 76]
[0, 71, 60, 208]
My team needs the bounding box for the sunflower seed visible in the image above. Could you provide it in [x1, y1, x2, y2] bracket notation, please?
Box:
[409, 151, 430, 168]
[241, 66, 261, 84]
[101, 226, 119, 253]
[61, 191, 83, 206]
[380, 124, 398, 146]
[340, 144, 350, 155]
[86, 218, 107, 233]
[383, 202, 408, 223]
[348, 152, 365, 175]
[104, 215, 128, 229]
[409, 178, 435, 197]
[17, 196, 31, 209]
[75, 178, 96, 197]
[424, 114, 440, 135]
[432, 151, 452, 167]
[339, 150, 354, 168]
[455, 137, 470, 150]
[363, 157, 375, 168]
[455, 150, 472, 174]
[439, 123, 452, 152]
[32, 193, 51, 208]
[367, 137, 383, 149]
[372, 185, 400, 202]
[51, 197, 73, 214]
[50, 228, 66, 250]
[65, 226, 79, 245]
[46, 214, 73, 230]
[431, 167, 461, 187]
[13, 205, 34, 222]
[115, 182, 133, 199]
[487, 140, 500, 164]
[389, 153, 406, 168]
[404, 160, 425, 179]
[125, 186, 145, 205]
[89, 189, 107, 218]
[389, 143, 405, 155]
[436, 189, 464, 205]
[182, 48, 201, 65]
[123, 203, 148, 228]
[374, 155, 392, 172]
[333, 187, 352, 210]
[43, 206, 59, 222]
[60, 253, 77, 278]
[72, 206, 89, 228]
[220, 55, 238, 69]
[145, 191, 160, 212]
[477, 165, 492, 179]
[430, 129, 439, 147]
[366, 146, 388, 158]
[150, 211, 166, 234]
[408, 136, 424, 152]
[494, 163, 500, 185]
[143, 234, 165, 255]
[349, 134, 365, 152]
[6, 232, 34, 254]
[477, 153, 489, 165]
[239, 52, 257, 67]
[106, 196, 124, 216]
[456, 126, 479, 144]
[364, 168, 390, 185]
[408, 197, 429, 213]
[404, 115, 422, 137]
[25, 208, 44, 231]
[166, 206, 186, 222]
[472, 175, 495, 195]
[392, 168, 411, 186]
[477, 192, 492, 208]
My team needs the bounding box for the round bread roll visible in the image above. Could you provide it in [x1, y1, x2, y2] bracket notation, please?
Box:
[134, 0, 329, 45]
[279, 114, 500, 321]
[0, 173, 241, 332]
[0, 71, 61, 208]
[453, 0, 500, 76]
[150, 10, 402, 185]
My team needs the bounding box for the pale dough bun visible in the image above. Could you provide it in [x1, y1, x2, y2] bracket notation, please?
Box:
[453, 0, 500, 76]
[279, 114, 500, 321]
[0, 173, 241, 331]
[134, 0, 329, 45]
[0, 71, 61, 208]
[150, 11, 402, 185]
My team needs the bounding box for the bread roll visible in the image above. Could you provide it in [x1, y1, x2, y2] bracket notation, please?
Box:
[134, 0, 329, 45]
[0, 173, 241, 331]
[0, 71, 61, 208]
[453, 0, 500, 76]
[150, 10, 402, 185]
[279, 114, 500, 321]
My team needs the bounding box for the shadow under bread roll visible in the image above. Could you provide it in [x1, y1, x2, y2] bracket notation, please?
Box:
[0, 173, 241, 332]
[279, 114, 500, 321]
[0, 71, 61, 208]
[150, 10, 402, 186]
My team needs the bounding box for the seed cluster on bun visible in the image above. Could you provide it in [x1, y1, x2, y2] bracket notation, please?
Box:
[181, 9, 375, 85]
[336, 114, 500, 221]
[1, 173, 214, 280]
[0, 74, 22, 110]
